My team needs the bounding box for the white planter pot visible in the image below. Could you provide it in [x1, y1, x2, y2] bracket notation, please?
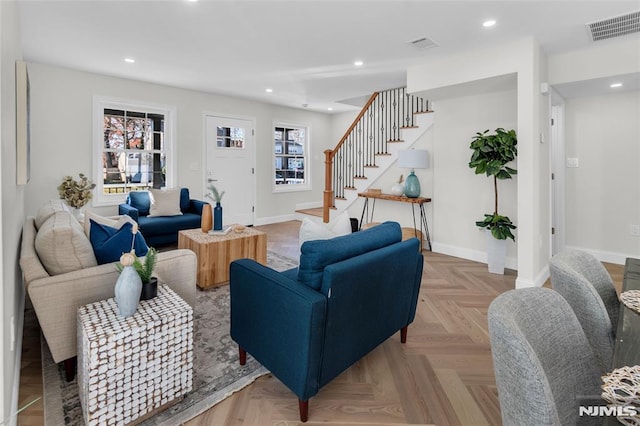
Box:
[486, 230, 507, 275]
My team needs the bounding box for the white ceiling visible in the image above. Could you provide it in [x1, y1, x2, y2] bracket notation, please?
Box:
[18, 0, 640, 113]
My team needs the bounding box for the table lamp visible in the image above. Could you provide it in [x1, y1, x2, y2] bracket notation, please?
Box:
[397, 149, 429, 198]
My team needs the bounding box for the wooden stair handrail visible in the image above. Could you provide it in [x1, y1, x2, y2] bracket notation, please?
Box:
[329, 92, 379, 160]
[323, 149, 333, 223]
[322, 88, 429, 223]
[323, 92, 379, 222]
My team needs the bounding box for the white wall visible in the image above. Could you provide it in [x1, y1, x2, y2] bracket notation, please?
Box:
[407, 38, 550, 286]
[430, 89, 518, 267]
[564, 90, 640, 261]
[1, 2, 26, 424]
[330, 110, 358, 147]
[25, 62, 333, 222]
[548, 38, 640, 85]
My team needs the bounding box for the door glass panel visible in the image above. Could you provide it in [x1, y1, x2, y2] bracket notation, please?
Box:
[216, 126, 245, 149]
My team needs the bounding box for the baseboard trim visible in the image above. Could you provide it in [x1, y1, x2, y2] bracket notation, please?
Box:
[294, 201, 322, 210]
[564, 245, 630, 265]
[516, 265, 549, 289]
[253, 214, 299, 226]
[8, 292, 25, 426]
[432, 241, 518, 270]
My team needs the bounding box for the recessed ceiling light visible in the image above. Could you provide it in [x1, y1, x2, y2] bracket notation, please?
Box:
[265, 88, 273, 93]
[327, 107, 333, 111]
[483, 20, 497, 28]
[186, 0, 198, 2]
[354, 60, 364, 66]
[124, 58, 135, 63]
[610, 82, 623, 88]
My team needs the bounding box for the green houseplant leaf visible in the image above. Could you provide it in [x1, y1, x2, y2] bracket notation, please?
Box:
[116, 247, 157, 283]
[206, 184, 225, 203]
[469, 128, 518, 240]
[475, 214, 517, 241]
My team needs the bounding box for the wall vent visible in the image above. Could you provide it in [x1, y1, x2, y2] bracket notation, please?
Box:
[586, 10, 640, 41]
[407, 36, 438, 50]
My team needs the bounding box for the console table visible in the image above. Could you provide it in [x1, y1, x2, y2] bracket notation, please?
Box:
[358, 191, 432, 251]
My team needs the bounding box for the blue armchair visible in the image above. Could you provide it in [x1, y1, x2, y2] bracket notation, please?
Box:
[118, 188, 208, 246]
[230, 221, 423, 422]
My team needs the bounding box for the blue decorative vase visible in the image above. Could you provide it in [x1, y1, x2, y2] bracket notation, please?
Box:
[213, 202, 223, 231]
[115, 265, 142, 318]
[404, 170, 421, 198]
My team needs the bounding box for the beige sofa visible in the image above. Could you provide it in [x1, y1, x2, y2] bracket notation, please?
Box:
[20, 201, 197, 378]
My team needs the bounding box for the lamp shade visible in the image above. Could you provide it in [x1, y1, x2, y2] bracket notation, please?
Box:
[398, 149, 429, 169]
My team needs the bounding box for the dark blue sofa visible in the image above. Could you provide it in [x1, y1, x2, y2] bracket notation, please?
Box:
[229, 221, 423, 422]
[118, 188, 208, 246]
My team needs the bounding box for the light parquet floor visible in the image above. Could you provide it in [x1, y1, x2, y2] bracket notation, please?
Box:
[185, 223, 516, 426]
[17, 220, 625, 426]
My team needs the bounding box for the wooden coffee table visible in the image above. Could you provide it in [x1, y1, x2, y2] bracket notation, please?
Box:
[178, 227, 267, 289]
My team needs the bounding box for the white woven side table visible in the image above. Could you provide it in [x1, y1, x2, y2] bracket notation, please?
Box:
[77, 285, 193, 425]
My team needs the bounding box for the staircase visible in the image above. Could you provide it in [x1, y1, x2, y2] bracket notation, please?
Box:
[322, 87, 433, 222]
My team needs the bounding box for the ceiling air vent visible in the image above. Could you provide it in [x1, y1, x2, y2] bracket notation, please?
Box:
[586, 10, 640, 41]
[407, 36, 438, 50]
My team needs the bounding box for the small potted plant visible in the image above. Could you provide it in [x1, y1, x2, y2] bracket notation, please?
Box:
[57, 173, 96, 219]
[117, 223, 159, 300]
[118, 247, 158, 300]
[390, 174, 404, 196]
[468, 127, 517, 274]
[206, 184, 226, 231]
[134, 247, 158, 300]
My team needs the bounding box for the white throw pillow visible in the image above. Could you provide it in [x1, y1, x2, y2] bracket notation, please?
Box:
[298, 211, 352, 249]
[34, 199, 70, 229]
[35, 212, 98, 275]
[83, 209, 137, 238]
[148, 188, 183, 217]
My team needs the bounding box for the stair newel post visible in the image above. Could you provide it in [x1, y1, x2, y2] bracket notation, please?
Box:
[323, 149, 334, 223]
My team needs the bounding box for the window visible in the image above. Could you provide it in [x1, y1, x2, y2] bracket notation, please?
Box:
[93, 97, 176, 206]
[273, 123, 310, 191]
[217, 126, 245, 148]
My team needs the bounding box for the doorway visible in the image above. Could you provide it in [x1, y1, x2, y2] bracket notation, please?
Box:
[204, 115, 255, 226]
[550, 92, 566, 256]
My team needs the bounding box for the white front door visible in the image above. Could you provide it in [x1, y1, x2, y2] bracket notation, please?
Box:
[204, 115, 254, 226]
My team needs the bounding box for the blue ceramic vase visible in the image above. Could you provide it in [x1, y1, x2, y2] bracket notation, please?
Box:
[404, 170, 421, 198]
[213, 202, 223, 231]
[115, 265, 142, 317]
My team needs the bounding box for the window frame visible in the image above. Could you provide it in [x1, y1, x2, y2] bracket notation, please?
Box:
[92, 96, 177, 206]
[272, 121, 311, 193]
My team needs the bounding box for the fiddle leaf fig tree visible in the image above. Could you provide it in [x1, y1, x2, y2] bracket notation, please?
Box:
[469, 128, 517, 241]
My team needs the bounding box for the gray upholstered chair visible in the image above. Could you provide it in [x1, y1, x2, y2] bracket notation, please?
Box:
[488, 287, 603, 426]
[549, 249, 619, 373]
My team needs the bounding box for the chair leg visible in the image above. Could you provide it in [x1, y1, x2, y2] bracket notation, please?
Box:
[239, 346, 246, 365]
[298, 399, 309, 422]
[64, 357, 77, 382]
[400, 326, 408, 343]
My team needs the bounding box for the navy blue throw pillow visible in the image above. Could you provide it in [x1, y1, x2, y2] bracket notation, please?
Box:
[89, 219, 149, 264]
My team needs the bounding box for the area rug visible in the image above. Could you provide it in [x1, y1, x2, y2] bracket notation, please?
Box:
[42, 250, 298, 425]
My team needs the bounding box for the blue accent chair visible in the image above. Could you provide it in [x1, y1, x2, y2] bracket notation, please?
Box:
[118, 188, 208, 246]
[230, 221, 424, 422]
